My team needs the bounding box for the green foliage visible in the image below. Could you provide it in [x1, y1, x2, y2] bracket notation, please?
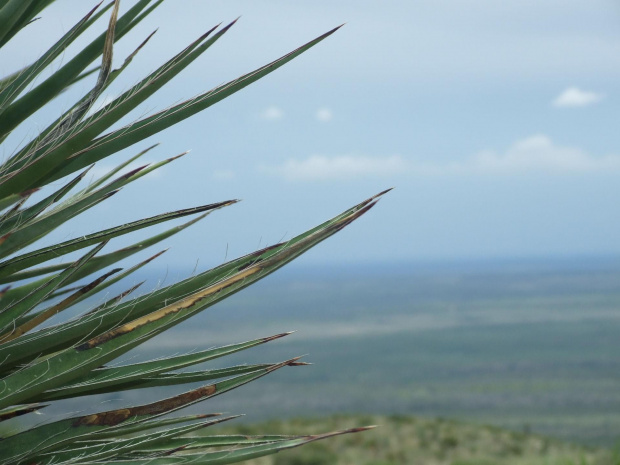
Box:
[0, 1, 382, 463]
[215, 415, 617, 465]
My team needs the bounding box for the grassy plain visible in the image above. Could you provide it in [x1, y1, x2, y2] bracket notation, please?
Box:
[175, 258, 620, 447]
[47, 258, 620, 448]
[210, 414, 618, 465]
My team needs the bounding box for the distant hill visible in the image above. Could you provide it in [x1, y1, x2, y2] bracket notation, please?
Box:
[210, 414, 617, 465]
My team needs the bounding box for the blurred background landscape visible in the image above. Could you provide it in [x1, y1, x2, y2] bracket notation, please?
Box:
[44, 257, 620, 451]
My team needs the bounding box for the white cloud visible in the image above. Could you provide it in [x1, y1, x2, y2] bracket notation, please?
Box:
[552, 87, 604, 108]
[316, 107, 333, 122]
[262, 154, 407, 181]
[262, 136, 620, 181]
[260, 106, 284, 121]
[418, 135, 620, 175]
[466, 135, 620, 174]
[88, 161, 162, 182]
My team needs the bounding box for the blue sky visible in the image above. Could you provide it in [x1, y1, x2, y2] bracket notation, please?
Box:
[3, 1, 620, 268]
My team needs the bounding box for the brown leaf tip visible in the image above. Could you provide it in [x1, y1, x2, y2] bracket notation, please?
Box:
[314, 23, 345, 41]
[144, 248, 168, 263]
[307, 425, 377, 441]
[267, 356, 304, 372]
[221, 17, 241, 33]
[347, 425, 377, 433]
[0, 285, 11, 297]
[122, 164, 149, 179]
[262, 331, 294, 343]
[20, 187, 40, 197]
[168, 151, 190, 162]
[162, 445, 189, 456]
[208, 414, 244, 426]
[375, 187, 394, 197]
[197, 413, 223, 418]
[0, 233, 11, 246]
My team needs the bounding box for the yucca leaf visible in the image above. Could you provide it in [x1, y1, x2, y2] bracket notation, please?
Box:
[0, 191, 386, 370]
[0, 166, 91, 239]
[0, 403, 47, 422]
[39, 365, 278, 401]
[0, 285, 10, 298]
[104, 27, 157, 87]
[48, 248, 164, 305]
[0, 67, 24, 93]
[0, 193, 30, 224]
[0, 200, 237, 279]
[0, 0, 36, 48]
[71, 190, 381, 333]
[2, 208, 204, 285]
[102, 364, 310, 394]
[35, 415, 241, 465]
[0, 192, 30, 213]
[82, 144, 159, 194]
[66, 65, 102, 89]
[92, 414, 223, 441]
[35, 333, 292, 401]
[3, 0, 120, 175]
[0, 0, 57, 48]
[21, 252, 161, 327]
[71, 21, 234, 144]
[0, 185, 119, 260]
[1, 19, 226, 190]
[0, 187, 39, 211]
[0, 4, 376, 464]
[84, 427, 375, 465]
[1, 248, 161, 341]
[62, 26, 158, 124]
[0, 0, 159, 145]
[112, 150, 188, 186]
[78, 278, 145, 313]
[53, 25, 343, 184]
[58, 248, 163, 303]
[0, 25, 342, 197]
[0, 241, 106, 332]
[1, 267, 121, 342]
[128, 435, 298, 454]
[0, 3, 101, 125]
[0, 248, 159, 323]
[0, 148, 186, 260]
[0, 360, 299, 461]
[47, 0, 120, 137]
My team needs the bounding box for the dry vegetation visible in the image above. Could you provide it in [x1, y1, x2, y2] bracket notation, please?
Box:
[212, 414, 618, 465]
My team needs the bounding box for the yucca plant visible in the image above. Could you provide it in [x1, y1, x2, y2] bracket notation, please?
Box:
[0, 1, 387, 464]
